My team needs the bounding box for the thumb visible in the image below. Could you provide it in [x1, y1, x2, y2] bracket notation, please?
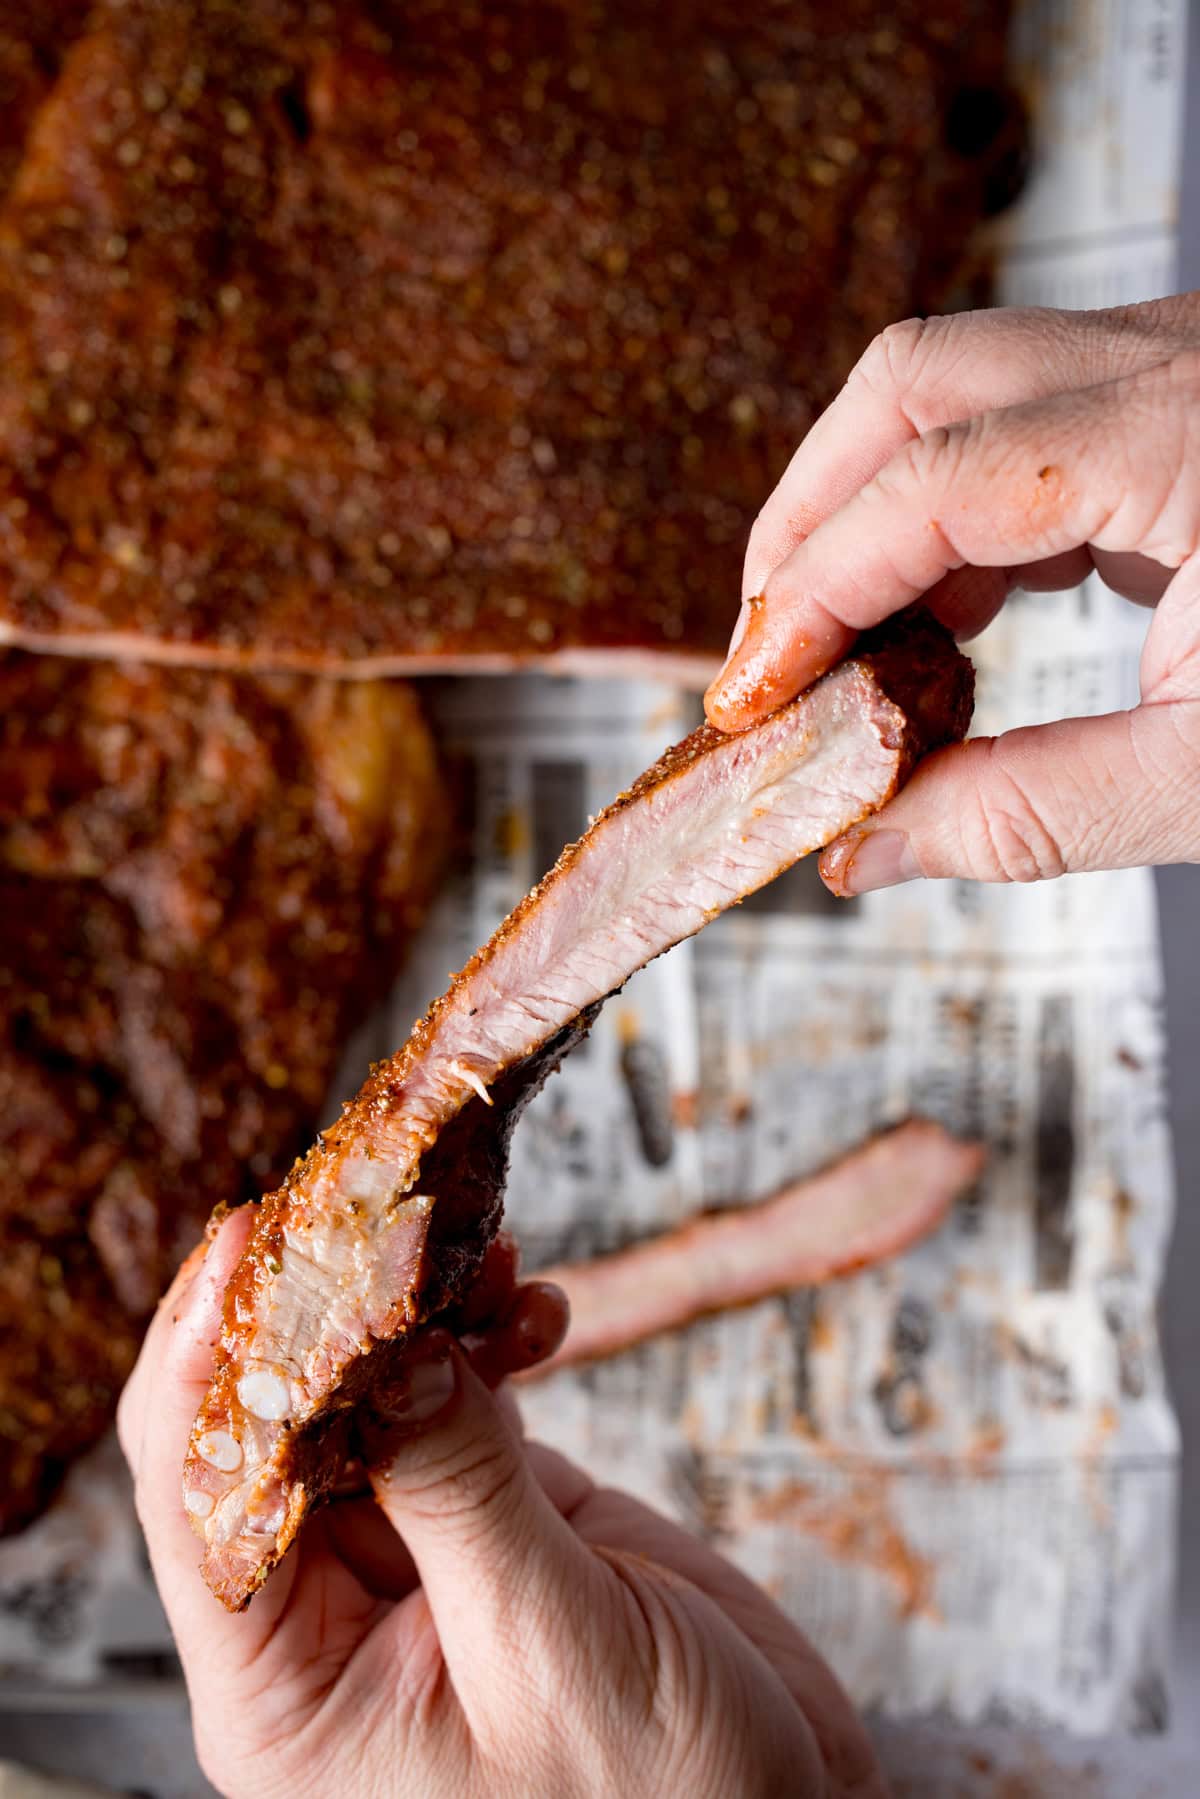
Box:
[819, 702, 1200, 891]
[364, 1332, 601, 1728]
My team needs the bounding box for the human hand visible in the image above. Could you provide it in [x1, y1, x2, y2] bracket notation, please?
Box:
[119, 1213, 883, 1799]
[704, 293, 1200, 890]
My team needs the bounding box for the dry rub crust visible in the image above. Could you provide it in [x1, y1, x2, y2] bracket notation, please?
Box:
[0, 0, 1017, 669]
[0, 652, 445, 1532]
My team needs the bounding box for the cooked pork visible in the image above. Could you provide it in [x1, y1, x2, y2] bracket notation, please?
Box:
[0, 654, 444, 1531]
[524, 1121, 985, 1377]
[0, 1228, 139, 1527]
[0, 3, 89, 202]
[184, 611, 973, 1609]
[0, 0, 1016, 675]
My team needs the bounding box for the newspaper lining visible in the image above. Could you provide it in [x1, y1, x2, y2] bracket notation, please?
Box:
[0, 0, 1187, 1733]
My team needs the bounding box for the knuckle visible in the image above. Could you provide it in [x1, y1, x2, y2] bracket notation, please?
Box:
[875, 419, 970, 504]
[743, 511, 778, 585]
[407, 1433, 524, 1538]
[1107, 293, 1200, 358]
[1125, 705, 1200, 859]
[852, 315, 938, 402]
[1164, 345, 1200, 393]
[1055, 301, 1153, 383]
[965, 746, 1067, 883]
[903, 421, 958, 482]
[852, 309, 998, 419]
[1163, 698, 1200, 761]
[1110, 354, 1200, 562]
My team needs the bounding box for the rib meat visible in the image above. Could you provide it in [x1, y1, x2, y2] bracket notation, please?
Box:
[0, 0, 1016, 675]
[0, 653, 445, 1531]
[524, 1121, 985, 1377]
[184, 611, 973, 1609]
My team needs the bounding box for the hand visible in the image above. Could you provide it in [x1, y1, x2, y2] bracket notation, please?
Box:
[704, 293, 1200, 891]
[119, 1214, 882, 1799]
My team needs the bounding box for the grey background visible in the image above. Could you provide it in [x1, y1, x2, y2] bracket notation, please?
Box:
[1159, 0, 1200, 1713]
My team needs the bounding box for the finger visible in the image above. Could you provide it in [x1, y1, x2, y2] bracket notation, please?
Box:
[908, 563, 1012, 640]
[330, 1280, 564, 1507]
[570, 1486, 877, 1794]
[742, 301, 1200, 606]
[117, 1211, 251, 1491]
[118, 1208, 294, 1686]
[459, 1280, 569, 1387]
[132, 1207, 394, 1736]
[707, 351, 1200, 729]
[524, 1440, 594, 1513]
[818, 695, 1200, 892]
[1089, 547, 1174, 607]
[330, 1400, 581, 1605]
[497, 1441, 878, 1791]
[328, 1387, 574, 1603]
[323, 1493, 418, 1601]
[1142, 557, 1200, 697]
[116, 1233, 210, 1466]
[448, 1231, 521, 1331]
[746, 309, 1078, 597]
[852, 548, 1168, 640]
[365, 1335, 604, 1730]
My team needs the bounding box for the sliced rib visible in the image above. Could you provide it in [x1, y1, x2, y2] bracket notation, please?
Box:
[524, 1120, 985, 1377]
[184, 610, 973, 1609]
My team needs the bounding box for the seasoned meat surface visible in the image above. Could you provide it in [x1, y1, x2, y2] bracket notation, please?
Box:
[185, 612, 974, 1609]
[0, 2, 90, 202]
[0, 0, 1015, 673]
[0, 652, 444, 1531]
[0, 1229, 138, 1530]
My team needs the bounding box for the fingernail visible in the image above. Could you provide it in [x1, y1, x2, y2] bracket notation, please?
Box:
[375, 1331, 458, 1425]
[515, 1283, 569, 1362]
[705, 596, 767, 724]
[401, 1355, 457, 1421]
[706, 593, 756, 693]
[824, 829, 919, 896]
[723, 597, 753, 668]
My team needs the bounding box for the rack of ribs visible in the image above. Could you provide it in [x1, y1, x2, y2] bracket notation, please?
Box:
[0, 652, 445, 1532]
[0, 0, 1018, 677]
[184, 610, 973, 1609]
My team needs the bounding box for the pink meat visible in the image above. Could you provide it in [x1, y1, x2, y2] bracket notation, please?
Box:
[0, 623, 718, 692]
[526, 1120, 985, 1376]
[182, 610, 973, 1609]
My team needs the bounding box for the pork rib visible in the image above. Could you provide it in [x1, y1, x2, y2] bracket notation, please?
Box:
[524, 1120, 985, 1378]
[0, 652, 444, 1534]
[0, 0, 1017, 676]
[184, 610, 973, 1609]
